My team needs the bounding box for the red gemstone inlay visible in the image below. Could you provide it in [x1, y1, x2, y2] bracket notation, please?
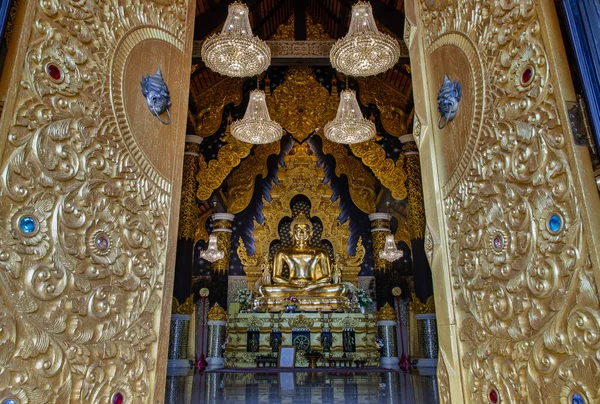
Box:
[46, 64, 62, 81]
[489, 389, 499, 403]
[522, 67, 533, 84]
[112, 392, 124, 404]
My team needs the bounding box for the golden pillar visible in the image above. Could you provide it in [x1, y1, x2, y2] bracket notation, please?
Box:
[174, 135, 203, 302]
[369, 213, 392, 272]
[402, 141, 426, 241]
[402, 139, 433, 302]
[210, 213, 235, 274]
[179, 135, 203, 240]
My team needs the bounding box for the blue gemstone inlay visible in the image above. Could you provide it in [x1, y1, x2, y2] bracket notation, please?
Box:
[19, 216, 37, 234]
[572, 393, 585, 404]
[548, 214, 562, 233]
[3, 399, 18, 404]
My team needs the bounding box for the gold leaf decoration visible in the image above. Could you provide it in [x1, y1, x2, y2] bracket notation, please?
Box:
[350, 141, 408, 201]
[266, 67, 337, 142]
[225, 141, 281, 214]
[0, 0, 190, 401]
[356, 76, 410, 137]
[245, 142, 364, 286]
[376, 303, 396, 322]
[192, 77, 244, 137]
[196, 119, 253, 201]
[207, 303, 227, 321]
[172, 296, 195, 315]
[319, 134, 376, 213]
[403, 142, 426, 240]
[415, 0, 600, 400]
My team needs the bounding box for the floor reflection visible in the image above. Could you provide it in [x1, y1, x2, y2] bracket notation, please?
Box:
[165, 369, 439, 404]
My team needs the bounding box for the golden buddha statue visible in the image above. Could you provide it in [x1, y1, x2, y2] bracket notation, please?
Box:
[257, 215, 346, 302]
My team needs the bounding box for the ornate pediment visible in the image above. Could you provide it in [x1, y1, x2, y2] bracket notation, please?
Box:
[288, 314, 315, 330]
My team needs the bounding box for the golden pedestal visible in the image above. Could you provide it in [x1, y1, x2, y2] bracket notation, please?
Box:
[224, 312, 380, 368]
[253, 296, 349, 312]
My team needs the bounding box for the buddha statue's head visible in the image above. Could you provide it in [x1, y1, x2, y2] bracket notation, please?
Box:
[290, 215, 312, 248]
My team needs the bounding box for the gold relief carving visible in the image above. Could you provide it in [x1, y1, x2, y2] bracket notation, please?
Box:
[403, 17, 413, 49]
[349, 141, 408, 201]
[0, 0, 189, 401]
[225, 141, 281, 214]
[266, 67, 337, 142]
[246, 143, 364, 286]
[208, 303, 227, 321]
[193, 77, 244, 137]
[194, 208, 212, 243]
[241, 315, 265, 329]
[271, 12, 294, 40]
[412, 115, 422, 146]
[409, 293, 435, 314]
[393, 214, 411, 249]
[306, 13, 333, 41]
[271, 12, 332, 41]
[418, 0, 600, 401]
[403, 143, 426, 240]
[179, 154, 200, 240]
[339, 316, 361, 329]
[356, 77, 410, 137]
[424, 225, 434, 266]
[211, 230, 232, 274]
[371, 230, 392, 273]
[437, 352, 451, 404]
[288, 314, 315, 330]
[196, 120, 253, 201]
[376, 303, 396, 322]
[172, 296, 195, 315]
[319, 134, 376, 213]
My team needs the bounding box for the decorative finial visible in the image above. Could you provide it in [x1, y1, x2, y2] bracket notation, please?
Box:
[376, 303, 396, 321]
[208, 303, 227, 321]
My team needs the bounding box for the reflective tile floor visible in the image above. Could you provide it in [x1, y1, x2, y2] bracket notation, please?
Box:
[165, 369, 439, 404]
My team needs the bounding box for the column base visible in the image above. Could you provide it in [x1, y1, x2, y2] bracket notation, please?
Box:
[207, 357, 224, 369]
[380, 356, 400, 368]
[167, 359, 193, 369]
[416, 358, 438, 368]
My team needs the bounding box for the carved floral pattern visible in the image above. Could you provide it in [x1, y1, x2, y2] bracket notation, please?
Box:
[0, 0, 188, 401]
[419, 0, 600, 401]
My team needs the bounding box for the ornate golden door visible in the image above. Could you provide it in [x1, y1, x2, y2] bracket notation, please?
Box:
[0, 0, 194, 402]
[406, 0, 600, 402]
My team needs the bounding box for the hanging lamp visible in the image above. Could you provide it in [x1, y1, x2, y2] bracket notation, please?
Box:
[231, 89, 283, 144]
[201, 2, 271, 77]
[330, 2, 400, 77]
[199, 234, 224, 263]
[324, 89, 375, 144]
[379, 233, 403, 263]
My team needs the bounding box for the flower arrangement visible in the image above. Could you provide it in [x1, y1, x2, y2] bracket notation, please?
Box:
[283, 296, 299, 312]
[303, 348, 323, 358]
[237, 288, 253, 311]
[355, 288, 373, 309]
[343, 283, 372, 310]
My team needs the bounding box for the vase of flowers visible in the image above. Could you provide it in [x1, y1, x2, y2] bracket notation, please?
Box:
[283, 296, 299, 313]
[303, 349, 322, 369]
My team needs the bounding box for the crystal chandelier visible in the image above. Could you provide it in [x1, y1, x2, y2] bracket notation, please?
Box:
[324, 89, 376, 144]
[231, 89, 283, 144]
[379, 234, 403, 263]
[201, 2, 271, 77]
[330, 2, 400, 77]
[199, 234, 224, 263]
